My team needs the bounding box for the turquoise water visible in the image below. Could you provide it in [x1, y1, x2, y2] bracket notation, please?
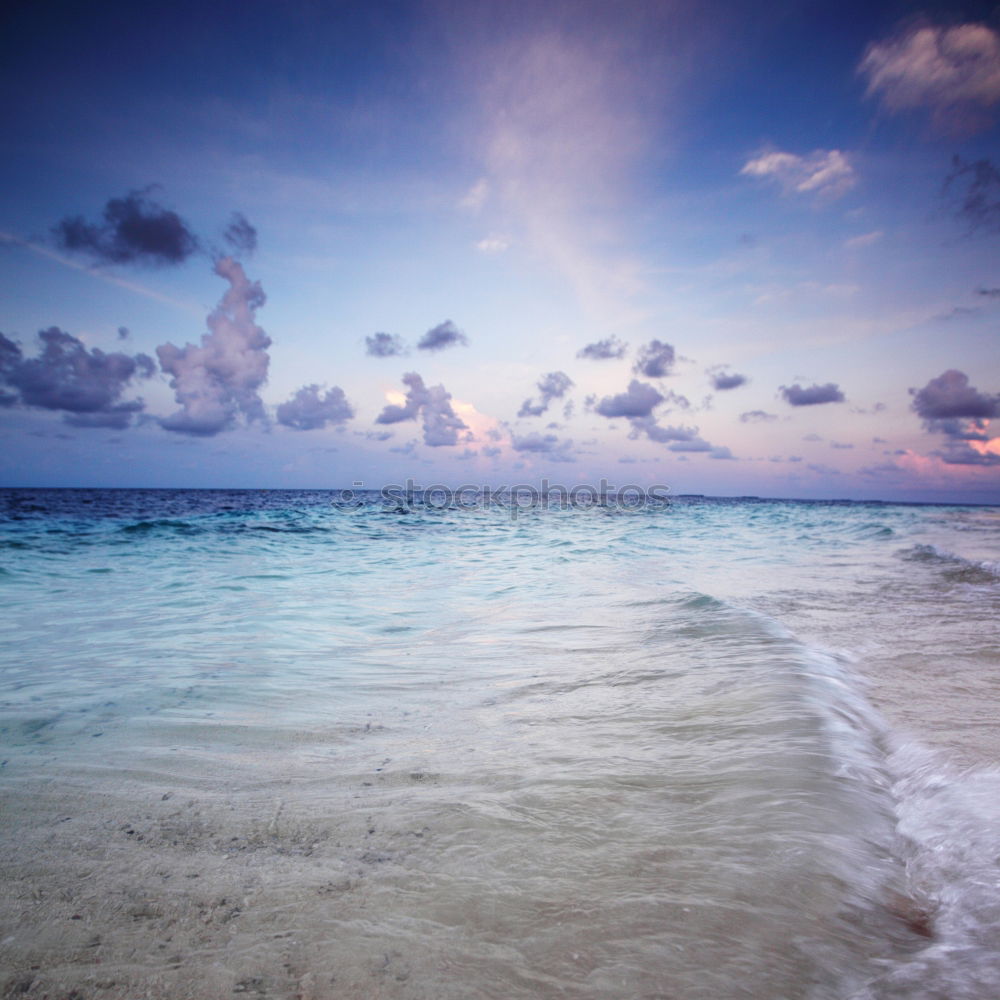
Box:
[1, 490, 999, 998]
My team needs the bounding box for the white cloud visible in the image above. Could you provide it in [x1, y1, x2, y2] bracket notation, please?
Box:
[844, 230, 884, 249]
[860, 23, 1000, 117]
[474, 234, 511, 254]
[740, 149, 856, 199]
[460, 178, 490, 212]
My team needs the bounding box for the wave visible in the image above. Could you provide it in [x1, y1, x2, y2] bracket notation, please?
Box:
[900, 543, 1000, 584]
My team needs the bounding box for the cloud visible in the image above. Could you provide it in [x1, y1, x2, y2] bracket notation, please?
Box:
[628, 417, 699, 443]
[978, 287, 1000, 297]
[157, 257, 272, 435]
[276, 384, 353, 430]
[510, 432, 576, 462]
[944, 156, 1000, 233]
[740, 410, 777, 423]
[844, 230, 884, 249]
[668, 437, 713, 453]
[633, 339, 675, 379]
[807, 463, 841, 475]
[365, 332, 406, 357]
[0, 327, 154, 428]
[594, 379, 663, 418]
[780, 382, 846, 406]
[708, 369, 748, 391]
[859, 23, 1000, 127]
[223, 213, 258, 256]
[475, 235, 510, 254]
[909, 370, 1000, 464]
[709, 446, 735, 460]
[54, 188, 200, 266]
[910, 369, 1000, 421]
[518, 370, 574, 417]
[417, 320, 468, 352]
[577, 336, 627, 360]
[740, 149, 856, 199]
[460, 178, 490, 212]
[375, 371, 467, 447]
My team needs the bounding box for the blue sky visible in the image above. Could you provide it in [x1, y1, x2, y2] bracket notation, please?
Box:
[1, 0, 999, 501]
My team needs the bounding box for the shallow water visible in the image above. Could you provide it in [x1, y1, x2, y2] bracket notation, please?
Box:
[1, 490, 998, 998]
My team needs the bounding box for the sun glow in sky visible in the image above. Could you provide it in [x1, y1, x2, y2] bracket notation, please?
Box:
[1, 0, 999, 501]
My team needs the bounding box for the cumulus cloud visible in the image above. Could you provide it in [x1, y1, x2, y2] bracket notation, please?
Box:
[594, 379, 663, 418]
[910, 369, 1000, 465]
[740, 410, 778, 422]
[157, 257, 271, 435]
[577, 336, 627, 360]
[780, 382, 846, 406]
[375, 371, 467, 447]
[417, 320, 468, 352]
[740, 149, 856, 199]
[859, 22, 1000, 128]
[223, 213, 258, 256]
[708, 368, 748, 391]
[54, 188, 200, 266]
[910, 369, 1000, 421]
[633, 339, 675, 378]
[945, 156, 1000, 233]
[628, 417, 699, 443]
[518, 370, 574, 417]
[365, 332, 406, 357]
[276, 384, 353, 430]
[668, 437, 713, 453]
[0, 327, 154, 428]
[511, 432, 576, 462]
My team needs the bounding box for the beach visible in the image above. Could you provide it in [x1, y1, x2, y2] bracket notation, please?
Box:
[2, 489, 999, 999]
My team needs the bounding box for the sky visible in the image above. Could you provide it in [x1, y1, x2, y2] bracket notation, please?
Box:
[1, 0, 999, 502]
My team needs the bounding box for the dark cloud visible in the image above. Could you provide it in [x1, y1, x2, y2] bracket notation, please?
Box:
[780, 382, 845, 406]
[518, 370, 573, 418]
[157, 257, 271, 436]
[831, 441, 854, 449]
[936, 442, 1000, 465]
[668, 438, 713, 453]
[594, 380, 663, 418]
[709, 370, 748, 391]
[910, 369, 1000, 421]
[276, 384, 353, 430]
[945, 156, 1000, 234]
[910, 370, 1000, 464]
[628, 417, 699, 443]
[978, 287, 1000, 297]
[117, 326, 130, 340]
[577, 336, 627, 360]
[709, 446, 736, 460]
[808, 463, 841, 475]
[510, 432, 576, 462]
[0, 327, 154, 428]
[482, 445, 501, 458]
[633, 339, 675, 378]
[54, 188, 199, 266]
[417, 320, 468, 352]
[365, 332, 406, 357]
[740, 410, 778, 422]
[223, 213, 258, 256]
[375, 371, 467, 446]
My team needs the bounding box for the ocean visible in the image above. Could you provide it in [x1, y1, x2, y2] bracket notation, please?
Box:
[1, 487, 999, 999]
